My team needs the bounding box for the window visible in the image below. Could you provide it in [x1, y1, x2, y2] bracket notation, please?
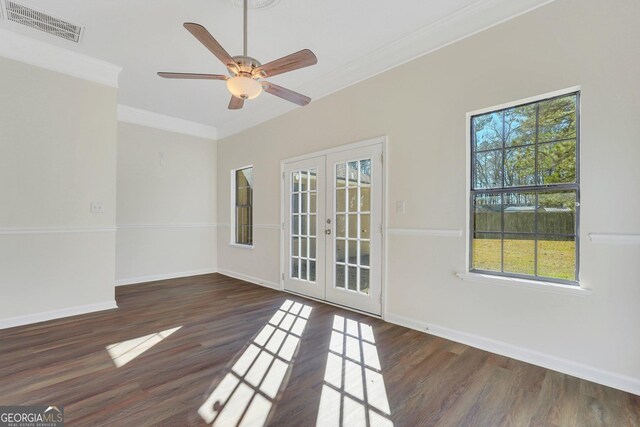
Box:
[233, 166, 253, 246]
[470, 92, 579, 284]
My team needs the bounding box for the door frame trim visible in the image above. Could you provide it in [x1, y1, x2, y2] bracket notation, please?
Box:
[279, 135, 388, 318]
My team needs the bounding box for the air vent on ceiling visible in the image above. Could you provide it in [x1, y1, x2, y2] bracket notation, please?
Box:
[4, 1, 83, 43]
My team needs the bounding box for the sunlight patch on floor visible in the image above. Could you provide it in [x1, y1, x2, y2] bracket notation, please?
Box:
[317, 316, 393, 427]
[198, 300, 312, 426]
[106, 326, 182, 367]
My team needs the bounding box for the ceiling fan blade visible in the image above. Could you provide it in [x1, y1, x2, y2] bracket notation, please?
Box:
[229, 96, 245, 110]
[253, 49, 317, 78]
[157, 72, 228, 80]
[262, 82, 311, 106]
[184, 23, 238, 71]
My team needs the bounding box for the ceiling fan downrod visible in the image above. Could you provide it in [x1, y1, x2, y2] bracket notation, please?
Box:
[243, 0, 248, 56]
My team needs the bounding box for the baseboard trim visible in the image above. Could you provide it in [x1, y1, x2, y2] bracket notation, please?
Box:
[115, 268, 218, 286]
[0, 300, 118, 330]
[384, 312, 640, 396]
[217, 269, 281, 290]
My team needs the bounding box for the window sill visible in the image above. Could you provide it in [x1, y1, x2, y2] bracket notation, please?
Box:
[229, 243, 255, 250]
[455, 272, 592, 297]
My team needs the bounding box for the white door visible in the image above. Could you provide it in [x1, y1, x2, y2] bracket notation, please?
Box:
[283, 143, 383, 315]
[283, 157, 326, 299]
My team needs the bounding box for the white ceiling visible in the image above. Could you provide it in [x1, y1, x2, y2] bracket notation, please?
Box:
[0, 0, 552, 137]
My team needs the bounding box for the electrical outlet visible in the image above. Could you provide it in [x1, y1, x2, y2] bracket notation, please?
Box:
[90, 202, 104, 213]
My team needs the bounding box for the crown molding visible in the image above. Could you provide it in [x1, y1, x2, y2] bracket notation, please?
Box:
[215, 0, 555, 139]
[0, 29, 122, 88]
[117, 105, 218, 140]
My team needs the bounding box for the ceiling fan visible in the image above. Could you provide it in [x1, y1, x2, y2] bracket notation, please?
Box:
[158, 0, 317, 110]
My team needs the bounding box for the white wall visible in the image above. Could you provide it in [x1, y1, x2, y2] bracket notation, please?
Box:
[216, 0, 640, 393]
[0, 57, 118, 326]
[116, 122, 217, 284]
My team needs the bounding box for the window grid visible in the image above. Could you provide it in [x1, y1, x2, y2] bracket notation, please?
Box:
[235, 167, 253, 246]
[290, 169, 317, 283]
[470, 92, 580, 285]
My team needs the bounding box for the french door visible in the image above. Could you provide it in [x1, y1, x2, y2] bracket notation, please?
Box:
[283, 143, 383, 315]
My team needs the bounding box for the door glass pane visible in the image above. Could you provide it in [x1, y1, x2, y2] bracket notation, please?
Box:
[292, 193, 299, 213]
[347, 188, 358, 212]
[336, 164, 346, 187]
[360, 241, 370, 267]
[334, 157, 375, 295]
[292, 237, 299, 257]
[309, 261, 317, 282]
[347, 162, 358, 187]
[301, 215, 308, 235]
[292, 215, 299, 235]
[360, 187, 370, 212]
[310, 170, 317, 190]
[309, 238, 316, 259]
[348, 240, 357, 265]
[310, 193, 317, 213]
[336, 265, 345, 288]
[336, 214, 346, 237]
[360, 269, 370, 295]
[348, 214, 358, 239]
[301, 237, 308, 258]
[336, 239, 346, 263]
[301, 259, 308, 281]
[360, 215, 370, 239]
[309, 214, 316, 236]
[336, 189, 346, 212]
[292, 172, 300, 192]
[347, 266, 358, 291]
[359, 159, 371, 185]
[292, 258, 299, 278]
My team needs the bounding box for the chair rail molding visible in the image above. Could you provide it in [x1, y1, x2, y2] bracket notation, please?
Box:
[588, 233, 640, 244]
[387, 227, 463, 237]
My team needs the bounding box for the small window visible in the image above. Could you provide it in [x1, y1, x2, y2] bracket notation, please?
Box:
[233, 166, 253, 246]
[470, 92, 579, 284]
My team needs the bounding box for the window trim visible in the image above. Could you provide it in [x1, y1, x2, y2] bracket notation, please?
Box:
[465, 86, 581, 286]
[230, 165, 254, 248]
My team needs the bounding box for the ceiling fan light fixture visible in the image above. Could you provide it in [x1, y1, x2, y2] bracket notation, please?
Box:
[227, 75, 263, 100]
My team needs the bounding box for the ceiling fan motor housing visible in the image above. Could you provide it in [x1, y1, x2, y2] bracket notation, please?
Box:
[229, 55, 263, 77]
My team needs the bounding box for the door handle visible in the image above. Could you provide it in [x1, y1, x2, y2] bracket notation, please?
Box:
[325, 229, 332, 235]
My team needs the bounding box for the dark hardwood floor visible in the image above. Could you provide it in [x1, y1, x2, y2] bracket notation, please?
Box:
[0, 273, 638, 426]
